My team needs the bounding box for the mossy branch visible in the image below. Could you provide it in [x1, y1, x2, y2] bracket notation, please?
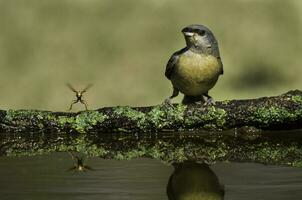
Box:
[0, 90, 301, 133]
[1, 90, 302, 166]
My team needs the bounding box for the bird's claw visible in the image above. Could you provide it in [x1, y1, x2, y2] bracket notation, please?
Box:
[163, 98, 175, 108]
[203, 98, 216, 106]
[164, 98, 172, 104]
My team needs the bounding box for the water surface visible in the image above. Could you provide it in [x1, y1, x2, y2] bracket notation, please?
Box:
[1, 153, 302, 200]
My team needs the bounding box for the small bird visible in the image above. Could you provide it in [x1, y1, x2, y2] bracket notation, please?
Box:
[165, 24, 223, 104]
[67, 83, 92, 111]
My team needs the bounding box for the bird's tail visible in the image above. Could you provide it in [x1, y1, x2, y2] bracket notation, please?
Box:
[182, 95, 204, 104]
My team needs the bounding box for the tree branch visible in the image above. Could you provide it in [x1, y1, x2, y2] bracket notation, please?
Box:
[0, 90, 302, 167]
[0, 90, 301, 133]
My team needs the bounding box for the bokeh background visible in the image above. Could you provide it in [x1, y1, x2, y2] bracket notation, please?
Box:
[0, 0, 301, 111]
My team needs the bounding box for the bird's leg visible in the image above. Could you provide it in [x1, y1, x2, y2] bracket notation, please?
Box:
[164, 87, 179, 105]
[203, 92, 215, 105]
[80, 99, 88, 111]
[182, 95, 204, 104]
[171, 88, 179, 98]
[68, 99, 79, 111]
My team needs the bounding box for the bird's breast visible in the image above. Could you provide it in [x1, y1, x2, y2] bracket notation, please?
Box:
[171, 53, 221, 96]
[177, 54, 220, 81]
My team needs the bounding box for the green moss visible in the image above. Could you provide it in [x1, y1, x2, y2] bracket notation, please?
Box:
[145, 144, 165, 159]
[292, 95, 302, 104]
[73, 111, 107, 133]
[72, 135, 109, 156]
[112, 104, 187, 131]
[292, 161, 302, 168]
[6, 109, 44, 121]
[245, 142, 302, 167]
[202, 106, 227, 127]
[203, 124, 218, 129]
[115, 149, 145, 160]
[147, 104, 186, 128]
[57, 116, 74, 126]
[37, 123, 44, 129]
[166, 104, 187, 122]
[58, 111, 108, 133]
[117, 128, 132, 133]
[205, 146, 228, 160]
[110, 143, 159, 160]
[4, 109, 57, 131]
[5, 109, 108, 133]
[252, 146, 282, 161]
[252, 106, 299, 126]
[110, 140, 188, 162]
[168, 146, 187, 162]
[221, 100, 231, 105]
[113, 106, 145, 120]
[185, 106, 226, 129]
[113, 106, 146, 129]
[4, 129, 302, 168]
[5, 134, 110, 157]
[5, 109, 60, 122]
[147, 105, 166, 128]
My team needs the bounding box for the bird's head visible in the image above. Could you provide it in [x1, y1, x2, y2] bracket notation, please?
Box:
[182, 24, 218, 54]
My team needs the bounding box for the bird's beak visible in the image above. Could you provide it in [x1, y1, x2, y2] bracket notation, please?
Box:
[183, 32, 194, 37]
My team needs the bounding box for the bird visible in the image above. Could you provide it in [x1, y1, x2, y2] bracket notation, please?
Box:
[167, 161, 225, 200]
[66, 83, 92, 111]
[165, 24, 223, 104]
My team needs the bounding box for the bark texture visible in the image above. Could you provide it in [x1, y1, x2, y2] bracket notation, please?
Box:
[0, 90, 301, 133]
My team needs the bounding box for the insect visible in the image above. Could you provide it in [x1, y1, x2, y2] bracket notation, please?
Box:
[68, 152, 93, 172]
[67, 83, 92, 111]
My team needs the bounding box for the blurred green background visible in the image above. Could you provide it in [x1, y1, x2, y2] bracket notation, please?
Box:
[0, 0, 301, 111]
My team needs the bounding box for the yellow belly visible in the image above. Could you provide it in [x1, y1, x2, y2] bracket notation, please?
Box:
[171, 54, 221, 96]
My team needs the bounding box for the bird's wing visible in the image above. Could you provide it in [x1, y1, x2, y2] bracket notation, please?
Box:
[212, 43, 224, 75]
[217, 57, 224, 75]
[165, 54, 179, 80]
[165, 48, 187, 80]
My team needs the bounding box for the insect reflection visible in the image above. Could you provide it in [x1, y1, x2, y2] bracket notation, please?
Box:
[67, 152, 93, 172]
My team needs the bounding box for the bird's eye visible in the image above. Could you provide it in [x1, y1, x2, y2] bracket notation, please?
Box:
[198, 30, 206, 36]
[182, 27, 190, 33]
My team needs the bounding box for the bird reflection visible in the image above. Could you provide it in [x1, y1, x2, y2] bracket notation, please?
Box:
[67, 152, 93, 172]
[167, 161, 224, 200]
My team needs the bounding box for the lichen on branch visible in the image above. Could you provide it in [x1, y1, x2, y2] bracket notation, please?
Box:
[0, 90, 301, 133]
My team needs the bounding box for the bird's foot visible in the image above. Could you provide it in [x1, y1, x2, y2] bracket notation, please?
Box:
[162, 98, 174, 108]
[194, 101, 205, 106]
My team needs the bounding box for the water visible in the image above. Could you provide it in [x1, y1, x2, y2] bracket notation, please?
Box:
[1, 153, 302, 200]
